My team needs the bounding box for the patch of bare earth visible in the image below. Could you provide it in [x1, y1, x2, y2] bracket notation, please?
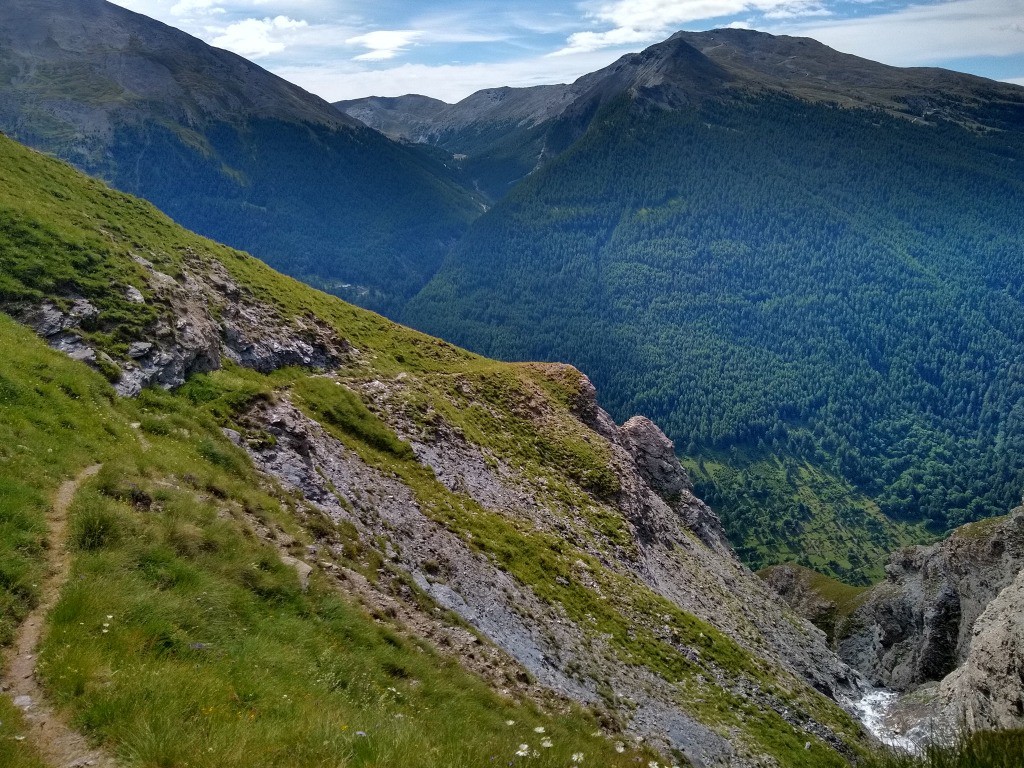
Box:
[1, 464, 118, 768]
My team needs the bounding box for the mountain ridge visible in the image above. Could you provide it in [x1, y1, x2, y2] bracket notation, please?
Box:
[337, 28, 1024, 202]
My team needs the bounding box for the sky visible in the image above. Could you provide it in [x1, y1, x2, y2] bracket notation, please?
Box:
[108, 0, 1024, 103]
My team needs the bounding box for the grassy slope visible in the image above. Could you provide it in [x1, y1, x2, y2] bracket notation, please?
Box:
[0, 133, 867, 765]
[687, 452, 924, 584]
[0, 315, 655, 768]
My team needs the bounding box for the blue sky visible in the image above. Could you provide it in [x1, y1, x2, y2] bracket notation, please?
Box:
[109, 0, 1024, 102]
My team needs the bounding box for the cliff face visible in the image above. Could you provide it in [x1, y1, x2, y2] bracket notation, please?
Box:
[839, 509, 1024, 692]
[940, 567, 1024, 730]
[766, 507, 1024, 735]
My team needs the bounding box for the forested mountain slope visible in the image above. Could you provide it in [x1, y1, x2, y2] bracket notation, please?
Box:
[0, 131, 875, 767]
[402, 31, 1024, 582]
[0, 0, 481, 315]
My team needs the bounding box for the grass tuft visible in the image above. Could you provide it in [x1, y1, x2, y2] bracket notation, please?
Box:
[864, 730, 1024, 768]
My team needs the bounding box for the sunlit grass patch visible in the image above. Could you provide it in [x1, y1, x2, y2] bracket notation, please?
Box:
[16, 372, 653, 768]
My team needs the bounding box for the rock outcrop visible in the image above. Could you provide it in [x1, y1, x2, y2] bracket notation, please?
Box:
[839, 509, 1024, 691]
[14, 253, 347, 396]
[939, 567, 1024, 730]
[619, 415, 731, 554]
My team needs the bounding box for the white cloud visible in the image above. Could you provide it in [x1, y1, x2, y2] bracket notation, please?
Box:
[551, 25, 656, 55]
[346, 30, 424, 61]
[170, 0, 222, 15]
[773, 0, 1024, 65]
[554, 0, 830, 54]
[211, 15, 308, 58]
[762, 4, 830, 20]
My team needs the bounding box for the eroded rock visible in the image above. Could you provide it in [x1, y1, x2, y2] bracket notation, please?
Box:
[939, 567, 1024, 730]
[840, 509, 1024, 691]
[15, 254, 350, 396]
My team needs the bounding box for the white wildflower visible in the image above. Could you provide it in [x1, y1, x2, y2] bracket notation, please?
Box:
[515, 744, 530, 757]
[540, 738, 553, 748]
[614, 742, 625, 753]
[571, 752, 584, 763]
[533, 726, 545, 733]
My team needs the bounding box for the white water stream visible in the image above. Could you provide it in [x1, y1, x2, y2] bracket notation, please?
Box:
[849, 689, 922, 753]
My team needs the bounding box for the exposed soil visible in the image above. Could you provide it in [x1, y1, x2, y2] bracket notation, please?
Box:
[1, 464, 118, 768]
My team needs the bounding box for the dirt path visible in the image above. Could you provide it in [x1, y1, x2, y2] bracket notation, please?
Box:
[1, 464, 118, 768]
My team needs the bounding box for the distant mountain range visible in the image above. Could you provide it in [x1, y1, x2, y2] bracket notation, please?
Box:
[0, 0, 481, 314]
[338, 29, 1024, 203]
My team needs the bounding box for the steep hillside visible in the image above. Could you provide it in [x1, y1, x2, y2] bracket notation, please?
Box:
[0, 0, 481, 315]
[0, 133, 876, 766]
[401, 31, 1024, 581]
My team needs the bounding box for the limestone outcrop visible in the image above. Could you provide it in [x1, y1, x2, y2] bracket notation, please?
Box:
[838, 509, 1024, 692]
[939, 567, 1024, 730]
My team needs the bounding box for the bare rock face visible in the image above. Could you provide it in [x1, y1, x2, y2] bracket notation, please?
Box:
[227, 368, 868, 766]
[939, 567, 1024, 730]
[570, 376, 731, 555]
[16, 254, 348, 395]
[840, 509, 1024, 691]
[621, 415, 690, 501]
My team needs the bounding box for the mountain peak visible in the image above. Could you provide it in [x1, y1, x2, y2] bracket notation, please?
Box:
[674, 27, 1024, 123]
[0, 0, 359, 129]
